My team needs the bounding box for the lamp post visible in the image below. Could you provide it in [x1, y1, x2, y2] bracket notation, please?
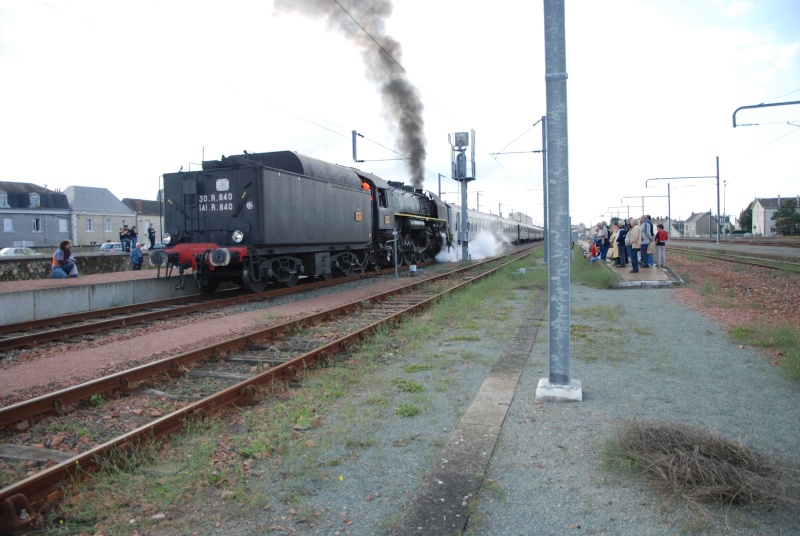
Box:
[644, 156, 721, 244]
[723, 180, 728, 236]
[607, 205, 631, 220]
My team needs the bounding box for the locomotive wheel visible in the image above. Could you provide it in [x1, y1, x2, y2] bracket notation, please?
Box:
[197, 275, 220, 293]
[338, 254, 353, 277]
[242, 264, 268, 293]
[401, 235, 414, 266]
[283, 272, 299, 287]
[320, 272, 333, 281]
[355, 251, 369, 274]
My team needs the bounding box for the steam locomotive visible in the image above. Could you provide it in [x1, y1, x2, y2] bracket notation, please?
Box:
[150, 150, 541, 293]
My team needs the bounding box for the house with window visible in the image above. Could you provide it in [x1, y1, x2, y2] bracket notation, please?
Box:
[683, 212, 719, 238]
[122, 196, 164, 246]
[0, 182, 71, 251]
[752, 196, 800, 237]
[62, 186, 137, 247]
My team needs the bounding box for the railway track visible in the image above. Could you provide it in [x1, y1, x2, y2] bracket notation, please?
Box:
[0, 264, 422, 354]
[0, 246, 538, 533]
[670, 245, 800, 273]
[672, 237, 800, 249]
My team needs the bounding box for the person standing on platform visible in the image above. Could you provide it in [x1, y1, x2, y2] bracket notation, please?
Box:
[130, 226, 138, 250]
[608, 223, 620, 264]
[616, 219, 628, 267]
[147, 223, 156, 250]
[655, 223, 669, 268]
[628, 218, 641, 273]
[639, 214, 654, 267]
[52, 240, 79, 278]
[121, 225, 131, 252]
[130, 243, 144, 270]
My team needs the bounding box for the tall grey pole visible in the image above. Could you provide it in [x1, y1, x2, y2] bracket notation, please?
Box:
[667, 184, 671, 238]
[543, 0, 573, 388]
[715, 156, 721, 244]
[461, 182, 469, 261]
[542, 115, 549, 263]
[438, 174, 443, 198]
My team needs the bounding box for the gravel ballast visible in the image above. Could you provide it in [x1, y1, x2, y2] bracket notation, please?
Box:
[205, 271, 799, 535]
[475, 284, 800, 535]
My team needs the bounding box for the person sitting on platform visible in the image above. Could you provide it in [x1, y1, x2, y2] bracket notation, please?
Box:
[584, 241, 600, 264]
[52, 240, 79, 278]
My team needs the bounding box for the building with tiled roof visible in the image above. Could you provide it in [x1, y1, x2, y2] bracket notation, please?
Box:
[0, 182, 71, 250]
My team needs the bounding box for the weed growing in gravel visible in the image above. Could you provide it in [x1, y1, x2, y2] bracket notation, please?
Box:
[450, 334, 481, 342]
[698, 280, 715, 296]
[481, 478, 507, 502]
[729, 324, 800, 382]
[393, 379, 425, 393]
[394, 403, 421, 417]
[403, 364, 434, 373]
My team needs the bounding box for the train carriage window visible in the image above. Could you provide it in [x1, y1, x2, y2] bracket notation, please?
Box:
[377, 189, 388, 208]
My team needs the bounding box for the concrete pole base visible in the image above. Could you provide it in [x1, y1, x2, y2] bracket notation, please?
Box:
[535, 378, 583, 402]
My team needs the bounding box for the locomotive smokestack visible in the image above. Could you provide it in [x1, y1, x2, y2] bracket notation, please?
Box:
[274, 0, 427, 188]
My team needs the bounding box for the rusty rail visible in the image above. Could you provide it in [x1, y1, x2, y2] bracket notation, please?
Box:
[0, 246, 537, 530]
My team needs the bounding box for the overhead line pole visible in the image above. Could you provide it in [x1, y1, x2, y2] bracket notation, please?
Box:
[536, 0, 581, 402]
[644, 156, 721, 244]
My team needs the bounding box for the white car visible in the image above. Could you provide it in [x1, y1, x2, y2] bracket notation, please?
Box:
[99, 242, 124, 252]
[0, 247, 43, 256]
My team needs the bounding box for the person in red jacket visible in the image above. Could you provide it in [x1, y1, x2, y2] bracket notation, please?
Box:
[584, 241, 600, 264]
[654, 223, 669, 268]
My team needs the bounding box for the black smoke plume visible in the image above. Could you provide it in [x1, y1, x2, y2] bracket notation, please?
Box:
[274, 0, 426, 188]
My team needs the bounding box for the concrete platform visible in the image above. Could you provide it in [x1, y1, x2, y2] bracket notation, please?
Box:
[606, 260, 684, 288]
[0, 268, 213, 326]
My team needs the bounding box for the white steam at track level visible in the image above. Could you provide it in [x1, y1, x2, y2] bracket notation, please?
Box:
[274, 0, 427, 189]
[436, 232, 510, 263]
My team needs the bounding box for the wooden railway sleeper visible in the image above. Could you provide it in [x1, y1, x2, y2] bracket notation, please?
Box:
[0, 493, 39, 533]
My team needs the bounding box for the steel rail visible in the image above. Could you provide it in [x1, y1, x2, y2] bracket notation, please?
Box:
[0, 265, 419, 351]
[670, 246, 800, 272]
[0, 246, 537, 527]
[0, 251, 531, 428]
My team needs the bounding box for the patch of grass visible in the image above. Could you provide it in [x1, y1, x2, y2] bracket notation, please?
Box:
[729, 324, 800, 382]
[345, 437, 378, 449]
[394, 403, 421, 417]
[571, 247, 619, 288]
[481, 479, 507, 502]
[393, 379, 425, 393]
[449, 335, 481, 342]
[697, 281, 715, 296]
[403, 364, 434, 373]
[570, 323, 593, 338]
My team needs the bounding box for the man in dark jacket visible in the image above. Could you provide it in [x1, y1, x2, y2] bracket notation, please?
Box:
[615, 220, 628, 267]
[147, 223, 156, 250]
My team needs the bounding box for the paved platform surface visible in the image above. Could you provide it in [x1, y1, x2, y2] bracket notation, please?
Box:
[0, 268, 200, 325]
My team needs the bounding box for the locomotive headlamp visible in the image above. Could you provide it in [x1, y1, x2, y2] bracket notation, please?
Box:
[232, 230, 244, 243]
[162, 233, 172, 245]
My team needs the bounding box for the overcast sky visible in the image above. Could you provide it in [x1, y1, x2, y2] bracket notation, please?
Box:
[1, 0, 798, 228]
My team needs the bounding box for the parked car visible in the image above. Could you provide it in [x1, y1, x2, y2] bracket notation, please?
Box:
[142, 242, 165, 251]
[0, 247, 43, 256]
[99, 242, 124, 252]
